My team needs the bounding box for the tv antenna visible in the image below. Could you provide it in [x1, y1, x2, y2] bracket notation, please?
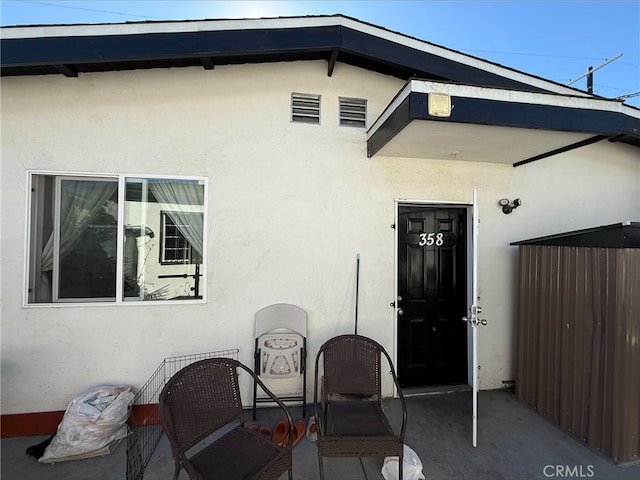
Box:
[616, 91, 640, 101]
[566, 53, 623, 94]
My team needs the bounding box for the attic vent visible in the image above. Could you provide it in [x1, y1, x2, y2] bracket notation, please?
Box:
[291, 92, 320, 124]
[339, 97, 367, 128]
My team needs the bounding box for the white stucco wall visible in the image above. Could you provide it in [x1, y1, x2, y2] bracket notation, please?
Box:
[2, 60, 639, 415]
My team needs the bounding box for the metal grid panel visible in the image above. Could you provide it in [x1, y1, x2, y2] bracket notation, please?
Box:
[126, 348, 239, 480]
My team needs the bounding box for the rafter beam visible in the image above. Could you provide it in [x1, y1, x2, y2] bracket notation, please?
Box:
[54, 64, 78, 77]
[513, 135, 607, 167]
[327, 48, 339, 77]
[200, 57, 215, 70]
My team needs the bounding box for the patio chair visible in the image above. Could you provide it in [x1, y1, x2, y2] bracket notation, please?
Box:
[313, 334, 407, 480]
[253, 303, 307, 419]
[159, 358, 293, 480]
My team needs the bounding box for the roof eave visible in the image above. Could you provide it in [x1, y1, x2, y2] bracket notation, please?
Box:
[0, 14, 594, 99]
[367, 80, 640, 164]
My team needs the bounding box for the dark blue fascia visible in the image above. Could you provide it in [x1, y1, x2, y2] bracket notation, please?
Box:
[0, 27, 341, 65]
[338, 28, 535, 91]
[409, 92, 637, 135]
[367, 91, 640, 159]
[0, 24, 549, 92]
[367, 96, 412, 158]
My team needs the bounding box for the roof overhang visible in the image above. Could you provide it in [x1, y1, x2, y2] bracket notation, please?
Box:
[367, 80, 640, 166]
[0, 15, 601, 97]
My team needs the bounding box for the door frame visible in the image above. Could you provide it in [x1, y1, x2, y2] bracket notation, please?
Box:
[393, 197, 475, 391]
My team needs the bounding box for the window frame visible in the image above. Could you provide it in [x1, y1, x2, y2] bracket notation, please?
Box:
[159, 210, 202, 265]
[24, 171, 208, 307]
[52, 175, 120, 303]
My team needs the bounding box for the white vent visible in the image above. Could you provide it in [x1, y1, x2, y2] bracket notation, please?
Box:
[339, 97, 367, 127]
[291, 92, 320, 124]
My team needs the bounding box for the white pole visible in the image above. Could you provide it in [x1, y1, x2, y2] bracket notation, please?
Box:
[472, 189, 479, 448]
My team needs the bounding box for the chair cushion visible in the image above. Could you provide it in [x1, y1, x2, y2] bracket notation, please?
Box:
[188, 426, 291, 480]
[325, 401, 393, 437]
[319, 401, 402, 457]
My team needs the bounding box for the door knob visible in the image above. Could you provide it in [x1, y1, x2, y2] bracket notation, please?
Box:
[462, 316, 488, 326]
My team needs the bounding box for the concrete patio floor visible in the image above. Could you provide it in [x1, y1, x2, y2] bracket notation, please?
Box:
[2, 390, 638, 480]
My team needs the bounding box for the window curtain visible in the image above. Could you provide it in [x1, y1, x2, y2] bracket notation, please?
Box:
[148, 180, 204, 258]
[41, 180, 118, 272]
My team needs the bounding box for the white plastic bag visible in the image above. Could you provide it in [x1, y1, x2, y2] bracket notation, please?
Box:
[381, 444, 426, 480]
[39, 385, 134, 463]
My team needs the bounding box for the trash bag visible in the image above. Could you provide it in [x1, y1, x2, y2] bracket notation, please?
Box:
[39, 385, 134, 464]
[381, 444, 426, 480]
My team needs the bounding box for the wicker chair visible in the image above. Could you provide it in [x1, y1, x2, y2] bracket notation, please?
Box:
[159, 358, 293, 480]
[313, 334, 407, 480]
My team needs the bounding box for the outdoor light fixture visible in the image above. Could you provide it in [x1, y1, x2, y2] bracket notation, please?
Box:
[499, 198, 521, 214]
[428, 92, 451, 117]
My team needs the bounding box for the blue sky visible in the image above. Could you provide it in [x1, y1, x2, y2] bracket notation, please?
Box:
[2, 1, 639, 107]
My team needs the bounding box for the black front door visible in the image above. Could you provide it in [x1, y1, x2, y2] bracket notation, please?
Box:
[397, 205, 468, 388]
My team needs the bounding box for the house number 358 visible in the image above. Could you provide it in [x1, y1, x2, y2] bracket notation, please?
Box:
[419, 232, 444, 247]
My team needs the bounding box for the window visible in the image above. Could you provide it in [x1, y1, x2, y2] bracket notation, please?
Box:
[339, 97, 367, 127]
[160, 211, 203, 265]
[291, 92, 320, 124]
[27, 173, 206, 304]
